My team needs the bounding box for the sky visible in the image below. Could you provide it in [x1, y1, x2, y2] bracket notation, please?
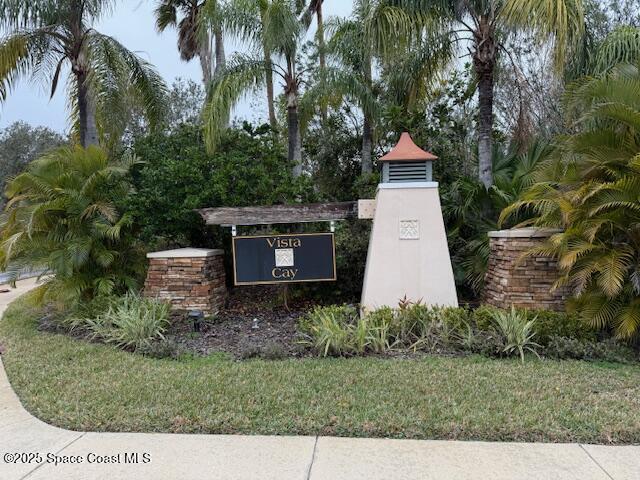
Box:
[0, 0, 353, 134]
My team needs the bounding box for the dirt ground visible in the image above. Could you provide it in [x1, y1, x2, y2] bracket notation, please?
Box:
[167, 285, 315, 359]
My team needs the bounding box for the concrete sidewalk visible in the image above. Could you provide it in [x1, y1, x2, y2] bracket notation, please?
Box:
[1, 280, 639, 479]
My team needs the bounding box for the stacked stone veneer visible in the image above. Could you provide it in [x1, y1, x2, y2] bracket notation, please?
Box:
[483, 229, 569, 311]
[144, 248, 226, 315]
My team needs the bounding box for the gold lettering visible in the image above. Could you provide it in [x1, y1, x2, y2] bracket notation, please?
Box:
[266, 237, 302, 248]
[271, 268, 298, 279]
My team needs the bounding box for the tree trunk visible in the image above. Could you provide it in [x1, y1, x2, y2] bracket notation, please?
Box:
[76, 70, 98, 148]
[213, 27, 225, 77]
[316, 1, 327, 122]
[476, 70, 494, 188]
[473, 16, 496, 188]
[199, 30, 213, 85]
[287, 90, 302, 177]
[264, 45, 277, 129]
[260, 6, 277, 129]
[361, 114, 373, 175]
[361, 51, 373, 175]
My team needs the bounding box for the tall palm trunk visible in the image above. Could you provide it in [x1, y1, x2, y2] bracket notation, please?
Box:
[213, 27, 225, 77]
[316, 1, 327, 122]
[70, 8, 97, 148]
[199, 30, 213, 85]
[361, 52, 373, 174]
[77, 73, 99, 147]
[260, 8, 277, 129]
[473, 16, 496, 188]
[264, 43, 277, 128]
[286, 87, 302, 177]
[361, 115, 373, 175]
[74, 58, 98, 148]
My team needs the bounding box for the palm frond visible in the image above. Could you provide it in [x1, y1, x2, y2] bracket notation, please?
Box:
[500, 0, 584, 69]
[86, 32, 169, 142]
[202, 53, 267, 152]
[592, 26, 640, 74]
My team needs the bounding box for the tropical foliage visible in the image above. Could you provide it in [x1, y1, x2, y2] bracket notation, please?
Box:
[84, 293, 170, 351]
[128, 123, 312, 247]
[0, 0, 167, 147]
[1, 0, 640, 345]
[155, 0, 225, 84]
[202, 0, 307, 174]
[444, 141, 552, 294]
[502, 62, 640, 338]
[391, 0, 584, 187]
[490, 306, 540, 363]
[301, 302, 601, 361]
[0, 145, 144, 306]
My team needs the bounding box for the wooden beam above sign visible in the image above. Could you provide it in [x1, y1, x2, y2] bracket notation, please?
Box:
[197, 201, 359, 226]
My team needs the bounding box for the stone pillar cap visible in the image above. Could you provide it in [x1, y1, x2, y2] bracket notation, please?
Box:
[488, 228, 562, 239]
[147, 248, 224, 258]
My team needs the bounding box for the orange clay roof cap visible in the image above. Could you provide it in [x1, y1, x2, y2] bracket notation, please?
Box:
[379, 132, 438, 162]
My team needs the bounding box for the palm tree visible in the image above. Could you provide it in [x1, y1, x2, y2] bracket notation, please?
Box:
[214, 0, 281, 128]
[0, 145, 143, 305]
[305, 0, 425, 174]
[393, 0, 584, 188]
[300, 0, 326, 120]
[316, 2, 378, 174]
[155, 0, 226, 85]
[0, 1, 167, 148]
[203, 0, 305, 175]
[501, 62, 640, 338]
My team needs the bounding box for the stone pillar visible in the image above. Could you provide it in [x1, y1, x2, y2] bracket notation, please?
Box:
[143, 248, 226, 315]
[484, 228, 569, 311]
[361, 183, 458, 311]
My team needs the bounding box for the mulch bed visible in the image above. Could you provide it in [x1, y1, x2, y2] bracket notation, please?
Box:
[167, 286, 315, 359]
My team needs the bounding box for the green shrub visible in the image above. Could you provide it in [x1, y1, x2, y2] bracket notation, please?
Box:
[533, 310, 596, 343]
[129, 124, 313, 247]
[474, 305, 595, 344]
[301, 303, 474, 357]
[87, 293, 170, 351]
[0, 146, 144, 306]
[544, 336, 637, 363]
[365, 307, 396, 352]
[490, 306, 540, 363]
[299, 305, 360, 356]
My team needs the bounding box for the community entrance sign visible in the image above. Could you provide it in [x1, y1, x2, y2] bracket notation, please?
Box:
[232, 233, 336, 285]
[197, 131, 457, 311]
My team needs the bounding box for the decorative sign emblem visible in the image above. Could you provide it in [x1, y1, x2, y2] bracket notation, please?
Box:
[399, 220, 419, 240]
[232, 233, 336, 285]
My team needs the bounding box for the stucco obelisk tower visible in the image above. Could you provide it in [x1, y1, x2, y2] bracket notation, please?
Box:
[361, 132, 458, 311]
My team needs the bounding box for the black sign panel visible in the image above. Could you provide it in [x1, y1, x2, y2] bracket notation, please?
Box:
[232, 233, 336, 285]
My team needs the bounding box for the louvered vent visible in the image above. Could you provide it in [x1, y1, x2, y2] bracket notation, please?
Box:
[387, 161, 428, 183]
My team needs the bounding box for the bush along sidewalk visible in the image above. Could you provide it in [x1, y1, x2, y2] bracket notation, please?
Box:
[299, 301, 638, 363]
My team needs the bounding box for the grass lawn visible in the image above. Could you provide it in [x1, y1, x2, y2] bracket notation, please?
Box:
[1, 296, 640, 444]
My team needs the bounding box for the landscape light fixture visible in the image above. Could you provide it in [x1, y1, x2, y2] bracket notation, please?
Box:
[188, 310, 203, 333]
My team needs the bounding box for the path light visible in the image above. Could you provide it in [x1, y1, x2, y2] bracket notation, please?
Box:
[188, 310, 203, 333]
[252, 318, 259, 330]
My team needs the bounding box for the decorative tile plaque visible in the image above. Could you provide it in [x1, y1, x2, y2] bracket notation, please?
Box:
[399, 220, 419, 240]
[275, 248, 294, 267]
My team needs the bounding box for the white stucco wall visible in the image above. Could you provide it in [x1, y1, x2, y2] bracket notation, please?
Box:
[361, 183, 458, 311]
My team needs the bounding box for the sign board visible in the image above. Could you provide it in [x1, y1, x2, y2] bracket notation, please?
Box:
[232, 233, 336, 285]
